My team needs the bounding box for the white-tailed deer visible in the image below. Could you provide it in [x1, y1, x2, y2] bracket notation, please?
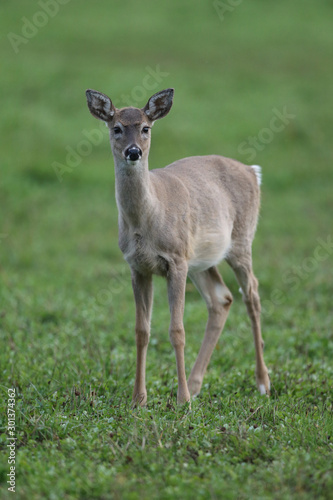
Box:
[86, 88, 270, 406]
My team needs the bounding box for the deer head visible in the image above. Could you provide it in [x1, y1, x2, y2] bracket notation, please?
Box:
[86, 88, 174, 166]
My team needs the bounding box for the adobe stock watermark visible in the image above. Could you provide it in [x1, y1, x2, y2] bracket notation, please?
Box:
[112, 65, 170, 109]
[261, 235, 333, 318]
[52, 65, 169, 182]
[7, 388, 17, 493]
[95, 266, 128, 308]
[8, 0, 71, 54]
[213, 0, 243, 21]
[83, 265, 129, 323]
[238, 107, 296, 162]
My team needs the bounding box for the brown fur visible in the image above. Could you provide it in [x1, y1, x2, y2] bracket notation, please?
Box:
[86, 88, 270, 406]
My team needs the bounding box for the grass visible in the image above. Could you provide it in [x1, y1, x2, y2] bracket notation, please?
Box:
[0, 0, 333, 498]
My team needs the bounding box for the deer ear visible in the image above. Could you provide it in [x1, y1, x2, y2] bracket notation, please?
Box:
[143, 88, 174, 121]
[86, 89, 115, 122]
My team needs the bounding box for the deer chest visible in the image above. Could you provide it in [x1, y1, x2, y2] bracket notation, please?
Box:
[119, 230, 169, 276]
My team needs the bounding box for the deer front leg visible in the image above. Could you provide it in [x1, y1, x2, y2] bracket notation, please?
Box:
[131, 271, 153, 407]
[167, 261, 191, 405]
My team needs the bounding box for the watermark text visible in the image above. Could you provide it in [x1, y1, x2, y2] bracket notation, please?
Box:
[7, 388, 16, 493]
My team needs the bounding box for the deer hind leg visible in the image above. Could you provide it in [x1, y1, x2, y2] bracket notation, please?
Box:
[227, 250, 270, 395]
[131, 271, 153, 407]
[187, 266, 233, 397]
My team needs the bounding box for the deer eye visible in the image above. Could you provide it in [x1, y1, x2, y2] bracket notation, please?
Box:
[113, 126, 122, 135]
[142, 126, 149, 134]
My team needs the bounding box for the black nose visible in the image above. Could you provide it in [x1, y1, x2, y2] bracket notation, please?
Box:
[125, 146, 142, 162]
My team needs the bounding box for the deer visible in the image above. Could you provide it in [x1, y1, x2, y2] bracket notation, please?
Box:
[85, 87, 270, 407]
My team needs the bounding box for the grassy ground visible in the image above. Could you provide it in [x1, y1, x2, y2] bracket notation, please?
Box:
[1, 0, 333, 498]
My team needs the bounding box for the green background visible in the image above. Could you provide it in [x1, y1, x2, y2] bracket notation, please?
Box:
[0, 1, 332, 498]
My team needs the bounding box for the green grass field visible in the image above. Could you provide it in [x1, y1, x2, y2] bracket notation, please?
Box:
[1, 0, 333, 498]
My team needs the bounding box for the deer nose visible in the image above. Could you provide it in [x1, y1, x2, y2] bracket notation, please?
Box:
[125, 145, 142, 162]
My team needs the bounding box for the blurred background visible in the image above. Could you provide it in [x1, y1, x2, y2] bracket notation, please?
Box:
[1, 0, 332, 381]
[1, 1, 333, 496]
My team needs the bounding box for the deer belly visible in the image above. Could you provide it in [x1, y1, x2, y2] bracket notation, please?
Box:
[188, 233, 231, 273]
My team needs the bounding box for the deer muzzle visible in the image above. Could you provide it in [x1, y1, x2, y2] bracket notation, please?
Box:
[125, 146, 142, 162]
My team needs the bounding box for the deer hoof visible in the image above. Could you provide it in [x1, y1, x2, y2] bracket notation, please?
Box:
[131, 392, 147, 408]
[187, 377, 202, 397]
[257, 372, 271, 396]
[177, 388, 191, 406]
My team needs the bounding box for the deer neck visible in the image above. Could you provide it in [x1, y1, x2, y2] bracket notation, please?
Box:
[114, 158, 156, 228]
